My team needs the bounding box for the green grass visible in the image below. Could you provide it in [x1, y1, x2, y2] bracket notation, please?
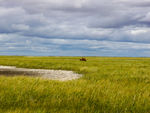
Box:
[0, 56, 150, 113]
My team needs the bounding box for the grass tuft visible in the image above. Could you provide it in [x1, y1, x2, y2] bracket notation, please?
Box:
[0, 56, 150, 112]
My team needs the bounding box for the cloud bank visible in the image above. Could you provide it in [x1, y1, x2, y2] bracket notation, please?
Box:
[0, 0, 150, 56]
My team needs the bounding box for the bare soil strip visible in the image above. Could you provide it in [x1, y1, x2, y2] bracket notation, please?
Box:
[0, 66, 82, 81]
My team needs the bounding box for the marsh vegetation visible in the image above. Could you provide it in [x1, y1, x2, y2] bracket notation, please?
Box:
[0, 56, 150, 113]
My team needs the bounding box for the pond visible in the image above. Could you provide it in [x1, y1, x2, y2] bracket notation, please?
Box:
[0, 66, 82, 81]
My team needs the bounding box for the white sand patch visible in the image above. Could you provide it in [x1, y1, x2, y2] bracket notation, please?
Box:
[0, 66, 82, 81]
[0, 66, 16, 69]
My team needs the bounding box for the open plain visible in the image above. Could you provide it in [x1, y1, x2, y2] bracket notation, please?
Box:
[0, 56, 150, 113]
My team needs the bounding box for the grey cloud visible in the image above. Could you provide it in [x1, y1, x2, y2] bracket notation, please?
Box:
[1, 0, 150, 56]
[1, 0, 150, 32]
[1, 33, 150, 56]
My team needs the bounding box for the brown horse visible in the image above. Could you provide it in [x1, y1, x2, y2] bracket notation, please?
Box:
[80, 57, 87, 61]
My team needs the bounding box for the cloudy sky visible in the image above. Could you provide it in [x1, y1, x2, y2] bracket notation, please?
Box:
[0, 0, 150, 56]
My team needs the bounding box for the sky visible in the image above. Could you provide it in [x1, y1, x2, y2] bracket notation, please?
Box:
[0, 0, 150, 57]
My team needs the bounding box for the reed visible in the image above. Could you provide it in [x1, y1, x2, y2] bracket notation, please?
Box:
[0, 56, 150, 113]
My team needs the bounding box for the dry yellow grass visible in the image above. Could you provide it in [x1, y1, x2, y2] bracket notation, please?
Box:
[0, 56, 150, 113]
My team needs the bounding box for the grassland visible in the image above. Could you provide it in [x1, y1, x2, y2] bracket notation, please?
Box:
[0, 56, 150, 113]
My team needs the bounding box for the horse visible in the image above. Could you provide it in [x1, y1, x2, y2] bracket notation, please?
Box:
[80, 57, 87, 61]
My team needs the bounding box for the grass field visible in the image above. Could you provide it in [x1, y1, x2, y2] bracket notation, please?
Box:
[0, 56, 150, 113]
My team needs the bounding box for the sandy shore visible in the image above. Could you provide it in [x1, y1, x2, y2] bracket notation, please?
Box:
[0, 66, 82, 81]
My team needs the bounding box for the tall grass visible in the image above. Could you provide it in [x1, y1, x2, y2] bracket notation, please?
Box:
[0, 56, 150, 113]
